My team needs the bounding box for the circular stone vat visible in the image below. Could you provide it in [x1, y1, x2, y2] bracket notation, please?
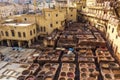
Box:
[46, 71, 53, 76]
[45, 76, 53, 80]
[50, 67, 56, 71]
[69, 63, 75, 68]
[81, 68, 87, 72]
[105, 74, 112, 79]
[81, 73, 87, 78]
[62, 67, 68, 71]
[36, 75, 44, 80]
[79, 63, 86, 66]
[17, 76, 26, 80]
[22, 70, 30, 75]
[61, 72, 66, 76]
[67, 78, 73, 80]
[59, 77, 66, 80]
[109, 62, 119, 69]
[26, 75, 35, 80]
[114, 74, 120, 79]
[62, 63, 68, 67]
[44, 63, 51, 68]
[67, 72, 74, 78]
[89, 68, 94, 72]
[69, 68, 75, 72]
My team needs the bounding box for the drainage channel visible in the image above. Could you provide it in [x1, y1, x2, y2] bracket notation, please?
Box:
[93, 48, 103, 80]
[75, 51, 80, 80]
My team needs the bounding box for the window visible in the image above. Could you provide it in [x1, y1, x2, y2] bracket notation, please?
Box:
[71, 15, 73, 17]
[48, 14, 50, 16]
[18, 32, 21, 37]
[5, 31, 9, 36]
[116, 35, 118, 39]
[41, 27, 43, 32]
[109, 26, 110, 29]
[24, 18, 27, 21]
[44, 27, 46, 32]
[33, 29, 35, 34]
[56, 14, 58, 17]
[23, 32, 26, 37]
[83, 6, 85, 8]
[30, 30, 32, 35]
[112, 28, 114, 33]
[56, 21, 58, 24]
[1, 31, 4, 36]
[11, 30, 15, 37]
[50, 24, 53, 27]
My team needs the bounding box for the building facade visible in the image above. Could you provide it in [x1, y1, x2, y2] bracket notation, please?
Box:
[0, 2, 15, 19]
[0, 22, 36, 47]
[78, 0, 120, 59]
[0, 2, 24, 20]
[0, 6, 77, 47]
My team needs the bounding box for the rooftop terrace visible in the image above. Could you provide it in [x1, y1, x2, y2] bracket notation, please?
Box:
[3, 23, 33, 27]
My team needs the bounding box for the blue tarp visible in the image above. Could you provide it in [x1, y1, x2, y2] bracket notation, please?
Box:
[69, 48, 74, 51]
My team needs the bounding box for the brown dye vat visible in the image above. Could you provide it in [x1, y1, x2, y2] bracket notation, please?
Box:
[44, 63, 51, 68]
[89, 68, 95, 72]
[61, 72, 66, 76]
[17, 76, 26, 80]
[114, 74, 120, 79]
[81, 68, 87, 72]
[69, 63, 75, 68]
[22, 70, 31, 75]
[105, 74, 112, 79]
[104, 52, 110, 56]
[106, 57, 113, 60]
[109, 62, 119, 69]
[87, 58, 94, 62]
[36, 75, 44, 80]
[81, 73, 87, 78]
[59, 77, 66, 80]
[102, 69, 111, 73]
[45, 76, 53, 80]
[79, 63, 86, 66]
[67, 78, 73, 80]
[26, 75, 35, 80]
[69, 68, 75, 72]
[37, 71, 46, 80]
[87, 63, 95, 68]
[63, 63, 68, 67]
[67, 72, 74, 78]
[87, 77, 96, 80]
[29, 63, 39, 70]
[112, 69, 120, 74]
[50, 67, 56, 71]
[89, 73, 97, 78]
[69, 57, 74, 61]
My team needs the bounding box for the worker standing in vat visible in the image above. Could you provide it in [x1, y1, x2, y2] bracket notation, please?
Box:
[0, 53, 4, 60]
[67, 48, 74, 55]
